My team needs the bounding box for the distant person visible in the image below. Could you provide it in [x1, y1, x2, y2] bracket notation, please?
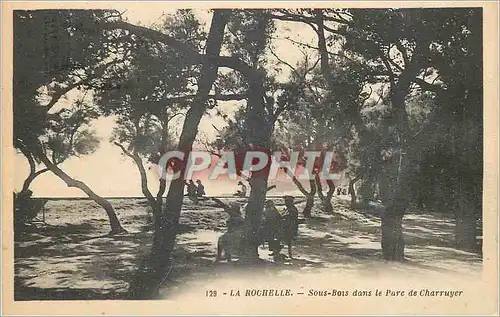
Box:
[196, 179, 206, 197]
[263, 200, 282, 258]
[234, 181, 247, 197]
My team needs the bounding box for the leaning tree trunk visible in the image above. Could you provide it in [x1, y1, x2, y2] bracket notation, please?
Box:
[315, 174, 334, 214]
[131, 151, 162, 241]
[381, 206, 405, 261]
[127, 11, 229, 300]
[239, 105, 273, 262]
[241, 176, 269, 262]
[34, 148, 126, 235]
[285, 168, 316, 218]
[303, 180, 317, 218]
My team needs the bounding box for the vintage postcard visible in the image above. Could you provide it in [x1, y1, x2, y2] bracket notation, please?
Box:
[2, 1, 498, 315]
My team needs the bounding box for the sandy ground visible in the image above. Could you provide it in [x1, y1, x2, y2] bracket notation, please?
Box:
[13, 196, 482, 301]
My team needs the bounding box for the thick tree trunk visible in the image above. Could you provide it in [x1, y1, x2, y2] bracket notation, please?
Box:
[236, 14, 275, 262]
[303, 194, 315, 218]
[33, 148, 126, 234]
[127, 11, 229, 299]
[379, 153, 411, 262]
[381, 208, 405, 261]
[240, 101, 273, 262]
[324, 180, 335, 213]
[21, 168, 49, 194]
[285, 167, 315, 217]
[303, 179, 317, 218]
[241, 177, 268, 262]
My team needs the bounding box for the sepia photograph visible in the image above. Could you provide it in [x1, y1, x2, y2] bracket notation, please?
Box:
[2, 1, 498, 315]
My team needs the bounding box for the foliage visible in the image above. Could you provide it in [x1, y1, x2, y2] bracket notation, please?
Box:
[14, 10, 126, 145]
[95, 10, 206, 162]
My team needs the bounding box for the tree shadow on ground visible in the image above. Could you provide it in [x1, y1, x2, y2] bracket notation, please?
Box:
[14, 285, 125, 301]
[14, 209, 152, 301]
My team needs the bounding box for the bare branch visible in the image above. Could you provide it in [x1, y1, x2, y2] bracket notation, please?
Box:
[269, 47, 300, 78]
[322, 24, 344, 36]
[270, 11, 318, 32]
[166, 112, 186, 124]
[359, 86, 373, 107]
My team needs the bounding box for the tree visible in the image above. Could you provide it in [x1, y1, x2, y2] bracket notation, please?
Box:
[337, 8, 483, 256]
[95, 10, 209, 245]
[93, 7, 284, 296]
[13, 10, 128, 234]
[270, 8, 483, 259]
[273, 119, 318, 217]
[111, 112, 177, 225]
[218, 9, 278, 261]
[409, 9, 483, 251]
[119, 9, 231, 299]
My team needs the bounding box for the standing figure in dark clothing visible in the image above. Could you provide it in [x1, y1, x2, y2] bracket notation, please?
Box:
[281, 195, 300, 259]
[185, 180, 198, 203]
[196, 179, 206, 197]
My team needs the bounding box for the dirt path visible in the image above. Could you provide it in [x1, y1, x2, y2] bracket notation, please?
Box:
[14, 197, 481, 300]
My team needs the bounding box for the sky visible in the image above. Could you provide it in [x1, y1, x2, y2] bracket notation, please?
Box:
[14, 6, 326, 197]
